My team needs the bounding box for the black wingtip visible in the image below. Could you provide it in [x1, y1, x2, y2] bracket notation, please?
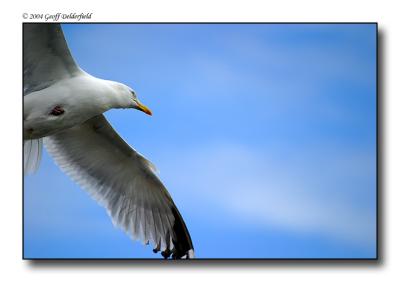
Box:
[169, 205, 194, 259]
[161, 251, 168, 259]
[152, 205, 194, 259]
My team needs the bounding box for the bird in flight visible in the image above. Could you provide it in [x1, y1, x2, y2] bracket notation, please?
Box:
[23, 24, 194, 259]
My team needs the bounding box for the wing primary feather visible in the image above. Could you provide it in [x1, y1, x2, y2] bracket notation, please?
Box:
[43, 115, 194, 259]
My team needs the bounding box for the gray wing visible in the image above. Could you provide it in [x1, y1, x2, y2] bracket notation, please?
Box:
[23, 23, 82, 95]
[44, 115, 194, 259]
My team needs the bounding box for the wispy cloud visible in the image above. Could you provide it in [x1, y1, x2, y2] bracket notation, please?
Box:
[26, 24, 375, 258]
[158, 142, 376, 247]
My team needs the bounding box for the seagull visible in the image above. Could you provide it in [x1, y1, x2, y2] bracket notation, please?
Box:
[23, 23, 194, 259]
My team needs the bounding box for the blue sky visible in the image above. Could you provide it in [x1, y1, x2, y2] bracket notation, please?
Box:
[24, 23, 377, 259]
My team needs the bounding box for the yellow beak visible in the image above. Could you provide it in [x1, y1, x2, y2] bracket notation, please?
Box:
[136, 101, 152, 116]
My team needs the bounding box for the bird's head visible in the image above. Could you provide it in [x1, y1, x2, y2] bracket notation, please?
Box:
[112, 82, 152, 116]
[129, 88, 152, 116]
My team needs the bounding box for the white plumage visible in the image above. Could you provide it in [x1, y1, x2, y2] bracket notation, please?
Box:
[23, 23, 194, 259]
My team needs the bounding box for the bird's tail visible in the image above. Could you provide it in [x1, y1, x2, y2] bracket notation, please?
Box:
[24, 138, 43, 174]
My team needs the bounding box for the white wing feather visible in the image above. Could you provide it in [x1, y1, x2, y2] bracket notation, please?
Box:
[43, 114, 194, 258]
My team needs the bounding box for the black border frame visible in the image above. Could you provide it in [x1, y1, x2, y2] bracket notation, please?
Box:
[22, 22, 380, 262]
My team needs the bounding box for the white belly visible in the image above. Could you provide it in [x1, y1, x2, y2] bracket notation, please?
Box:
[24, 76, 111, 139]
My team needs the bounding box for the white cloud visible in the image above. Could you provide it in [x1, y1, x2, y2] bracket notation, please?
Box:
[158, 143, 376, 247]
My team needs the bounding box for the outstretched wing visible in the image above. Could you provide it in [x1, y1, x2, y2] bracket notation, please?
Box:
[44, 115, 194, 259]
[23, 23, 82, 95]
